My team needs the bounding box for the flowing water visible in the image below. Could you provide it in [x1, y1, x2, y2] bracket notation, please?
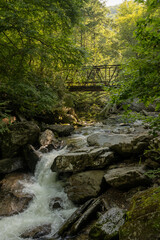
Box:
[0, 148, 76, 240]
[0, 123, 119, 240]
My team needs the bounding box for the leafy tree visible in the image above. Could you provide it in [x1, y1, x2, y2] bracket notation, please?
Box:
[72, 0, 116, 65]
[109, 0, 160, 130]
[0, 0, 86, 119]
[115, 0, 145, 61]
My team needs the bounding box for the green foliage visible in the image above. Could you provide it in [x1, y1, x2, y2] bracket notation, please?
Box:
[145, 168, 160, 179]
[107, 0, 160, 131]
[0, 0, 87, 119]
[73, 92, 108, 121]
[72, 0, 117, 65]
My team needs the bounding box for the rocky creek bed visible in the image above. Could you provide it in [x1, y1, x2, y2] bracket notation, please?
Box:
[0, 116, 160, 240]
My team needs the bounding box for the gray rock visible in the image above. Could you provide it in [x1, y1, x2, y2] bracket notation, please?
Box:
[89, 207, 125, 240]
[51, 147, 114, 174]
[0, 157, 23, 174]
[87, 133, 152, 157]
[65, 170, 104, 204]
[0, 121, 40, 158]
[104, 165, 150, 190]
[41, 124, 74, 137]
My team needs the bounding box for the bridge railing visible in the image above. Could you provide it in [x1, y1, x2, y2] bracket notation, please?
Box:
[64, 64, 121, 91]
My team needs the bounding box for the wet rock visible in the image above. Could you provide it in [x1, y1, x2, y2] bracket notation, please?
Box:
[89, 207, 125, 240]
[65, 170, 105, 204]
[49, 197, 63, 210]
[0, 157, 23, 174]
[0, 193, 32, 217]
[104, 165, 151, 190]
[119, 187, 160, 240]
[23, 145, 42, 172]
[87, 133, 152, 157]
[21, 224, 51, 239]
[0, 121, 40, 158]
[41, 124, 74, 137]
[51, 147, 114, 174]
[0, 172, 34, 216]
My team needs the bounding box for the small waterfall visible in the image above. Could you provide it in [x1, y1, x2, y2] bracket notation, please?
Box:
[0, 148, 76, 240]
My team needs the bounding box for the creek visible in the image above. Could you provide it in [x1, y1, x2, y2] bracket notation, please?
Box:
[0, 121, 146, 240]
[0, 124, 109, 240]
[0, 148, 76, 240]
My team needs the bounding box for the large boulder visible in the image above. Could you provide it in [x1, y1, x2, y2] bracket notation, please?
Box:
[0, 157, 24, 174]
[0, 121, 40, 158]
[41, 124, 74, 137]
[87, 133, 152, 157]
[104, 165, 150, 190]
[51, 147, 114, 174]
[89, 207, 125, 240]
[0, 172, 33, 216]
[65, 170, 105, 204]
[119, 187, 160, 240]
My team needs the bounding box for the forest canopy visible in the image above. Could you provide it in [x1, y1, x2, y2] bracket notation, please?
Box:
[0, 0, 159, 126]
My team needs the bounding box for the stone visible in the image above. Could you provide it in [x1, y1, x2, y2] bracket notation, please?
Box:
[89, 207, 125, 240]
[87, 133, 152, 157]
[51, 147, 114, 174]
[41, 124, 74, 137]
[119, 187, 160, 240]
[39, 129, 58, 146]
[0, 121, 40, 158]
[21, 224, 51, 239]
[39, 129, 63, 152]
[23, 145, 42, 172]
[104, 165, 150, 190]
[49, 197, 63, 210]
[65, 170, 105, 204]
[0, 157, 23, 174]
[0, 172, 33, 216]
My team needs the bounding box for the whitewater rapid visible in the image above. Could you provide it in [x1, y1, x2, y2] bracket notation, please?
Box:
[0, 148, 76, 240]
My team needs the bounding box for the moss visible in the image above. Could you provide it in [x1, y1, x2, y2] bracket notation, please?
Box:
[120, 187, 160, 240]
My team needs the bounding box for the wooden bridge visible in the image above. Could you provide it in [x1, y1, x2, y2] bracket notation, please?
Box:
[65, 64, 120, 91]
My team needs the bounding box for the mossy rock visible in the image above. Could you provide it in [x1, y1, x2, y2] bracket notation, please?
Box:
[89, 207, 125, 240]
[119, 187, 160, 240]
